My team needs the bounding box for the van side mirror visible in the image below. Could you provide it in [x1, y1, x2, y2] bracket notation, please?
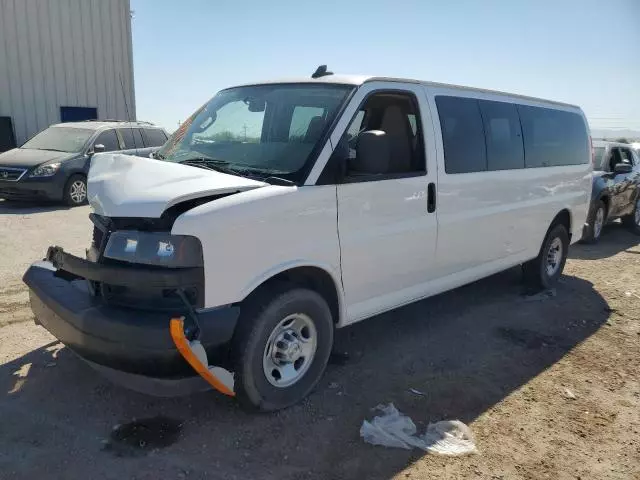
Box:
[614, 163, 632, 174]
[350, 130, 390, 175]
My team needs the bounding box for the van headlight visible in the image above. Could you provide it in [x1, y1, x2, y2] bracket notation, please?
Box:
[30, 162, 61, 177]
[104, 231, 203, 267]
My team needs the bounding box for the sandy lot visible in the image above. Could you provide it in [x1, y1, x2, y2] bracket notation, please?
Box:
[0, 200, 638, 480]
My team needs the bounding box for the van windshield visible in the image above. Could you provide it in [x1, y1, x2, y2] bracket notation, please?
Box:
[156, 84, 353, 183]
[22, 127, 94, 153]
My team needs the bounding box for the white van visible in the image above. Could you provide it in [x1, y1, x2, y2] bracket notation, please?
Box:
[24, 69, 592, 411]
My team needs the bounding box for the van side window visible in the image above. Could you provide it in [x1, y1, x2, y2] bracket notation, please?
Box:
[344, 92, 425, 179]
[436, 96, 487, 174]
[93, 129, 120, 152]
[479, 100, 524, 170]
[517, 105, 589, 168]
[118, 128, 145, 149]
[143, 128, 168, 147]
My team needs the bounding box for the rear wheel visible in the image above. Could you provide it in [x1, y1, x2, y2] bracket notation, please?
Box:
[231, 284, 334, 412]
[63, 174, 87, 206]
[524, 223, 569, 290]
[622, 197, 640, 235]
[582, 200, 606, 243]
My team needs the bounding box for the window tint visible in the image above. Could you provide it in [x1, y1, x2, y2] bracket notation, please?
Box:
[436, 96, 487, 174]
[517, 105, 589, 167]
[344, 92, 425, 178]
[118, 128, 144, 149]
[94, 129, 119, 152]
[479, 100, 524, 170]
[143, 128, 167, 147]
[289, 106, 325, 141]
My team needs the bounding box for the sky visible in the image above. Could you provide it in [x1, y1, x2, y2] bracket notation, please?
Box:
[131, 0, 640, 134]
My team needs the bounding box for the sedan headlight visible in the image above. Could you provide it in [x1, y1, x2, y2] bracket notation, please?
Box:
[104, 231, 203, 267]
[30, 162, 61, 177]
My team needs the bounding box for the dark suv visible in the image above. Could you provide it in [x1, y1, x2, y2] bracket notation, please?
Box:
[0, 121, 168, 206]
[583, 140, 640, 242]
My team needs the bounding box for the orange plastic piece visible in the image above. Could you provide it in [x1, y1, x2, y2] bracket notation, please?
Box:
[169, 317, 235, 397]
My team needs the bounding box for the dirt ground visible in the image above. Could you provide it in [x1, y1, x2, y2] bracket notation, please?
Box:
[0, 200, 638, 480]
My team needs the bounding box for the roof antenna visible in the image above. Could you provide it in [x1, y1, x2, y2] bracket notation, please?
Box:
[311, 65, 333, 79]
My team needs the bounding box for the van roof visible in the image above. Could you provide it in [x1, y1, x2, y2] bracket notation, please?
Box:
[234, 74, 580, 109]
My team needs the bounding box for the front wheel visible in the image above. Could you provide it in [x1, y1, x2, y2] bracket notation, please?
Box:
[231, 285, 334, 412]
[622, 196, 640, 235]
[63, 174, 87, 206]
[523, 223, 569, 290]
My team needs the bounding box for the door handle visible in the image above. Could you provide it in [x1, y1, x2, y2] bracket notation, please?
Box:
[427, 182, 436, 213]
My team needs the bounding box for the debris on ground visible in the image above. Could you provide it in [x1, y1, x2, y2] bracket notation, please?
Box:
[409, 388, 426, 396]
[563, 388, 577, 400]
[360, 403, 477, 456]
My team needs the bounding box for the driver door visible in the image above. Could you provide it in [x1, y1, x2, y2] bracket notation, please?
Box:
[331, 83, 438, 324]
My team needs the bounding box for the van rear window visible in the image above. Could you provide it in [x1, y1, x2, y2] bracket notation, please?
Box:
[436, 95, 589, 173]
[517, 105, 589, 167]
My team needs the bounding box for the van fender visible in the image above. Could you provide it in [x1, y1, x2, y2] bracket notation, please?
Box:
[239, 260, 345, 324]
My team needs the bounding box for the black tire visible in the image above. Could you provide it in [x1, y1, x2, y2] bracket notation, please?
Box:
[231, 284, 334, 412]
[523, 223, 570, 290]
[63, 174, 88, 206]
[582, 200, 606, 244]
[621, 196, 640, 235]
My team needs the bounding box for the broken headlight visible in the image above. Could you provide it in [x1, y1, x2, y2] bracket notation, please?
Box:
[103, 231, 203, 268]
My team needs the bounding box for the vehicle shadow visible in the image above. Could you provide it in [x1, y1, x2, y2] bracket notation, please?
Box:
[0, 268, 609, 480]
[570, 223, 640, 260]
[0, 199, 75, 214]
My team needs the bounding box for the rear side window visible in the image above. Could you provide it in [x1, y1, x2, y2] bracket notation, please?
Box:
[436, 96, 487, 174]
[118, 128, 145, 149]
[479, 100, 524, 170]
[94, 129, 120, 152]
[143, 128, 168, 147]
[517, 105, 589, 167]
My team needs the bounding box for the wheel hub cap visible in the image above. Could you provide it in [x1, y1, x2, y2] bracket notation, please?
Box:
[594, 207, 604, 238]
[263, 313, 317, 388]
[70, 180, 86, 204]
[545, 237, 563, 277]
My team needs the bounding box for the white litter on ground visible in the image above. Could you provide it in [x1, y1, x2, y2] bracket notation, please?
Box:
[360, 403, 478, 456]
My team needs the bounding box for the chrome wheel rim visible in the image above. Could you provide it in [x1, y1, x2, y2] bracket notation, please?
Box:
[635, 199, 640, 225]
[69, 180, 86, 204]
[545, 237, 563, 277]
[594, 207, 605, 238]
[263, 313, 317, 388]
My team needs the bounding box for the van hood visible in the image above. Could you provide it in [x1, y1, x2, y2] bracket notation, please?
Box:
[0, 148, 76, 168]
[88, 153, 267, 218]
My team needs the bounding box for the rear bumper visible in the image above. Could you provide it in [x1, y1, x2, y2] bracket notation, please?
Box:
[23, 263, 239, 380]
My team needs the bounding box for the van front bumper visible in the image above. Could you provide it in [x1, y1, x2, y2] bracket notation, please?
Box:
[23, 261, 240, 382]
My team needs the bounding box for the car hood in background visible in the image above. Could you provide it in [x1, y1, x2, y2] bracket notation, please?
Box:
[0, 148, 76, 167]
[87, 153, 267, 218]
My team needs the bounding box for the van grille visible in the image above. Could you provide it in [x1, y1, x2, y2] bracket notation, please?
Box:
[0, 167, 26, 181]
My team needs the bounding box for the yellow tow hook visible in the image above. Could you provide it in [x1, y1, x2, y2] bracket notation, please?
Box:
[169, 290, 235, 397]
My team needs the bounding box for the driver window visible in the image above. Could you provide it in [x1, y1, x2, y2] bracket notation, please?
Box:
[93, 129, 119, 152]
[343, 92, 425, 178]
[620, 148, 633, 165]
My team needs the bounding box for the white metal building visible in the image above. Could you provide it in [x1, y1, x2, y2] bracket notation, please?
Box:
[0, 0, 136, 150]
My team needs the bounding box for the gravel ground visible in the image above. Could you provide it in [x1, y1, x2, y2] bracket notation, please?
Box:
[0, 200, 639, 480]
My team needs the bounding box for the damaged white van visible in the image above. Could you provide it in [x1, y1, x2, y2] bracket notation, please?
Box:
[24, 69, 592, 411]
